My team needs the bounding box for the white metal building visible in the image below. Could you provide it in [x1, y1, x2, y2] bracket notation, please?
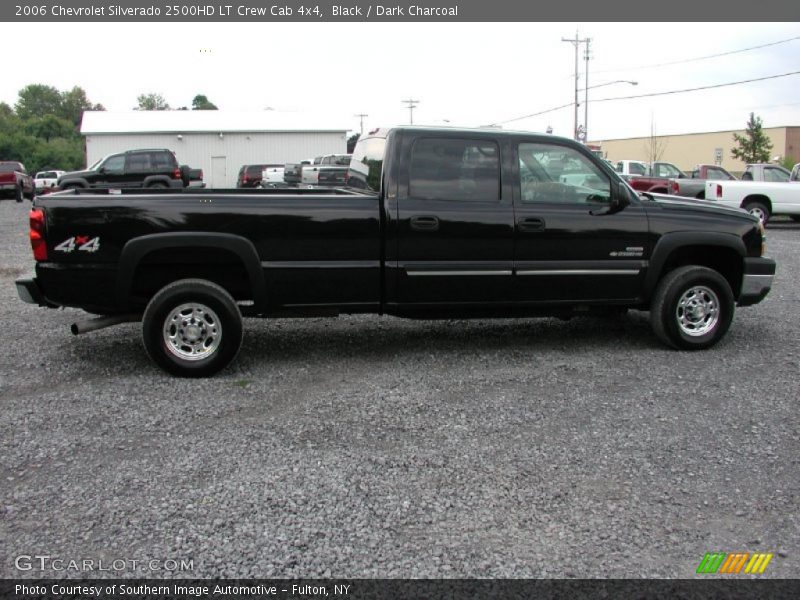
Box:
[80, 111, 350, 187]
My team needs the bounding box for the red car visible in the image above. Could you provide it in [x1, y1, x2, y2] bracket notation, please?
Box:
[0, 161, 34, 202]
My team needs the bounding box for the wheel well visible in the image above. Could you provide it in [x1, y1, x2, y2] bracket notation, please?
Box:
[130, 247, 252, 308]
[657, 245, 743, 299]
[741, 194, 772, 213]
[695, 191, 705, 199]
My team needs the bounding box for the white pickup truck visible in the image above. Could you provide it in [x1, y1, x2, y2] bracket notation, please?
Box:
[705, 179, 800, 224]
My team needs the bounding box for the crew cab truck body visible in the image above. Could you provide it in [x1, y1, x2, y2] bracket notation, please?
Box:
[17, 127, 775, 377]
[669, 164, 737, 199]
[0, 161, 34, 201]
[705, 178, 800, 224]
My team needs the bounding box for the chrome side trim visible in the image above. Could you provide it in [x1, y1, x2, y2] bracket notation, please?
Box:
[406, 270, 513, 277]
[516, 269, 641, 276]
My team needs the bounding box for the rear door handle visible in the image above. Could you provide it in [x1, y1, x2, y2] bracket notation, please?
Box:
[410, 215, 440, 232]
[517, 217, 545, 232]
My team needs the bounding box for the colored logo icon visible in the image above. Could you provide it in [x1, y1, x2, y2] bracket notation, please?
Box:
[696, 552, 773, 574]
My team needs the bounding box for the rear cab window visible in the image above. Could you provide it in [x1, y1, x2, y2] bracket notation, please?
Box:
[408, 137, 500, 201]
[348, 133, 387, 192]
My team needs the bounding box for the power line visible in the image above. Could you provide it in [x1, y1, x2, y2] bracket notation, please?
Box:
[489, 69, 800, 126]
[591, 35, 800, 76]
[565, 34, 800, 80]
[591, 69, 800, 103]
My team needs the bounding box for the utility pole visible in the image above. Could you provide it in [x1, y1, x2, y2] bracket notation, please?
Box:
[562, 32, 590, 141]
[583, 38, 592, 142]
[402, 99, 419, 125]
[354, 113, 368, 135]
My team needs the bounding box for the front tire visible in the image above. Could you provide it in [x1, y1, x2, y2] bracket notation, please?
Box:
[142, 279, 243, 377]
[650, 266, 734, 350]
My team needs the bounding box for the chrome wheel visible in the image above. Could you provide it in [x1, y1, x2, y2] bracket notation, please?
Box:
[163, 303, 221, 361]
[747, 205, 768, 224]
[676, 285, 719, 337]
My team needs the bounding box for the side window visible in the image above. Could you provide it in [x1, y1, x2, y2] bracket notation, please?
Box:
[151, 152, 173, 170]
[518, 142, 611, 204]
[102, 155, 125, 174]
[629, 162, 647, 176]
[409, 137, 500, 201]
[764, 167, 789, 182]
[125, 153, 150, 172]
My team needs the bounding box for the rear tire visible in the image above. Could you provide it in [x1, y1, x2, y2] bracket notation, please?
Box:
[650, 266, 734, 350]
[790, 215, 800, 223]
[743, 200, 770, 225]
[142, 279, 243, 377]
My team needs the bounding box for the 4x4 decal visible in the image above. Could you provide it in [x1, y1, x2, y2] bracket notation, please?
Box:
[54, 236, 100, 253]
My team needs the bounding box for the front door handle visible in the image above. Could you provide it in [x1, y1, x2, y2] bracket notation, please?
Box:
[517, 217, 545, 232]
[410, 215, 440, 232]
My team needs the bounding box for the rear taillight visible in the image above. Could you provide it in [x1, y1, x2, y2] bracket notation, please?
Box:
[715, 184, 723, 199]
[29, 208, 47, 261]
[670, 181, 679, 194]
[243, 174, 249, 183]
[172, 168, 182, 179]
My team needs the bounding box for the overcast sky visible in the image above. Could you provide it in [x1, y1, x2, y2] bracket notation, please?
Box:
[5, 22, 800, 140]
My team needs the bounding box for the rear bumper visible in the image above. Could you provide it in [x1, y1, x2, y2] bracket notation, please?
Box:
[738, 257, 776, 307]
[15, 278, 53, 307]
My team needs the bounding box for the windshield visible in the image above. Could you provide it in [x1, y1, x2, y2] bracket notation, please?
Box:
[87, 157, 105, 170]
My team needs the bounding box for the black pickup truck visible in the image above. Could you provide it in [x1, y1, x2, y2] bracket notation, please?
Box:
[17, 127, 776, 376]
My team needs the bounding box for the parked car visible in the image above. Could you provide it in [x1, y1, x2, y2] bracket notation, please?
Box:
[669, 164, 737, 199]
[705, 178, 800, 224]
[261, 165, 285, 187]
[0, 161, 34, 201]
[34, 170, 66, 194]
[236, 164, 281, 188]
[791, 163, 800, 182]
[614, 159, 649, 177]
[301, 154, 352, 186]
[741, 163, 791, 182]
[58, 149, 188, 190]
[283, 160, 312, 185]
[182, 166, 205, 188]
[613, 160, 686, 193]
[17, 127, 774, 377]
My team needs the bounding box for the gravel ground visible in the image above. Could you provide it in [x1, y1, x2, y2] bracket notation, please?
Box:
[0, 198, 798, 579]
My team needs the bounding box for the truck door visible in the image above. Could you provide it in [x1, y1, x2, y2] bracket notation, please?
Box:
[513, 140, 650, 303]
[395, 135, 515, 305]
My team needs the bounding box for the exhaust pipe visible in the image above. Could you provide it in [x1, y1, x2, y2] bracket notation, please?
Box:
[71, 314, 140, 335]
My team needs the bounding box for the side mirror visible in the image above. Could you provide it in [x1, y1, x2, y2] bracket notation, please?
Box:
[98, 166, 107, 174]
[591, 182, 630, 216]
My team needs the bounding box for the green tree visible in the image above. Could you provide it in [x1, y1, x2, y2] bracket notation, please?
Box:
[192, 94, 218, 110]
[347, 133, 360, 153]
[136, 93, 171, 110]
[24, 115, 76, 142]
[60, 86, 104, 127]
[15, 84, 63, 121]
[731, 113, 773, 163]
